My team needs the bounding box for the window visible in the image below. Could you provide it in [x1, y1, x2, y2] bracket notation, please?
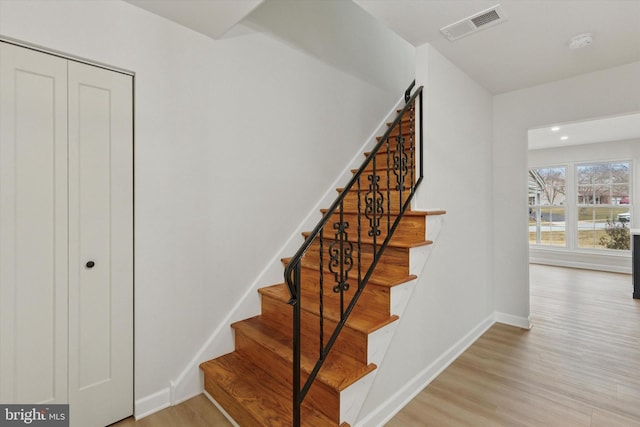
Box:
[577, 162, 631, 250]
[529, 167, 566, 246]
[529, 161, 632, 252]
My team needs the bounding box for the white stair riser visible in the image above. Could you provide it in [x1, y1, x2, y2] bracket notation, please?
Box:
[338, 213, 444, 425]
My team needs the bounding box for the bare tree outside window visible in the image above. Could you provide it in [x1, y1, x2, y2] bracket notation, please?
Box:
[529, 167, 566, 246]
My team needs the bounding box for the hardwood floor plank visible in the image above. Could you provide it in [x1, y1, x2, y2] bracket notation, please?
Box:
[110, 395, 232, 427]
[386, 265, 640, 426]
[591, 408, 640, 427]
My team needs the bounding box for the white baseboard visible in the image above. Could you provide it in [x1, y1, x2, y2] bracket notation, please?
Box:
[494, 311, 533, 330]
[203, 390, 240, 427]
[529, 257, 632, 274]
[355, 313, 495, 427]
[529, 248, 632, 274]
[134, 387, 171, 420]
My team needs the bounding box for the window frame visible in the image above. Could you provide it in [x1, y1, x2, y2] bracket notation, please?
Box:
[575, 160, 632, 251]
[528, 159, 633, 253]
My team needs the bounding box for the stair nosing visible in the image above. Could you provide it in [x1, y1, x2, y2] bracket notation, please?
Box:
[320, 207, 431, 217]
[258, 284, 400, 334]
[299, 231, 433, 249]
[280, 259, 416, 287]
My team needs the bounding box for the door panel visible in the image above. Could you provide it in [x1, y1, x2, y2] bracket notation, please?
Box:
[1, 42, 133, 427]
[68, 61, 133, 427]
[0, 42, 69, 405]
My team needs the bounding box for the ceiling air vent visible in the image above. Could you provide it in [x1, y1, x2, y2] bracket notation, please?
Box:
[440, 4, 508, 41]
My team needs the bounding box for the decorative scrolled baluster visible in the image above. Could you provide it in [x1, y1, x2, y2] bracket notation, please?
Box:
[394, 134, 408, 192]
[365, 174, 384, 238]
[357, 174, 362, 290]
[319, 227, 324, 357]
[386, 139, 391, 237]
[409, 103, 415, 190]
[328, 217, 353, 318]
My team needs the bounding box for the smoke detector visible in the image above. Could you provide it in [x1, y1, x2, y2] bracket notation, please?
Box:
[569, 33, 593, 49]
[440, 4, 508, 41]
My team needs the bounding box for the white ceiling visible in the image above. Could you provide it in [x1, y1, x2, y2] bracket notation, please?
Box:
[528, 112, 640, 150]
[123, 0, 640, 95]
[353, 0, 640, 94]
[121, 0, 639, 150]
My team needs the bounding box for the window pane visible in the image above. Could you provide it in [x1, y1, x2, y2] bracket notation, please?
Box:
[611, 163, 630, 183]
[529, 166, 567, 247]
[591, 163, 611, 184]
[534, 167, 566, 206]
[529, 206, 565, 246]
[528, 206, 538, 244]
[577, 207, 630, 250]
[577, 165, 594, 184]
[540, 207, 566, 246]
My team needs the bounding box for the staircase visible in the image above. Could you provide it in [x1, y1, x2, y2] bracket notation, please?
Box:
[200, 83, 444, 426]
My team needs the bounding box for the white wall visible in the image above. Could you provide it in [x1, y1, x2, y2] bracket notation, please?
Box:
[0, 0, 414, 414]
[493, 61, 640, 318]
[244, 0, 415, 95]
[357, 44, 495, 425]
[528, 138, 640, 273]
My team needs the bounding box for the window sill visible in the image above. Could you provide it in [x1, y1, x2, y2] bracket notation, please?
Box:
[529, 245, 632, 273]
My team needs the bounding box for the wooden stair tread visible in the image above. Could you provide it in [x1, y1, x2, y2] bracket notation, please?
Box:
[232, 316, 376, 391]
[284, 262, 417, 288]
[336, 187, 414, 194]
[387, 120, 412, 127]
[351, 272, 416, 288]
[356, 146, 414, 154]
[297, 285, 398, 334]
[201, 353, 346, 427]
[363, 146, 413, 157]
[376, 132, 414, 142]
[300, 239, 410, 267]
[281, 258, 416, 288]
[320, 208, 445, 217]
[350, 167, 414, 176]
[334, 188, 418, 208]
[300, 231, 433, 249]
[259, 283, 399, 334]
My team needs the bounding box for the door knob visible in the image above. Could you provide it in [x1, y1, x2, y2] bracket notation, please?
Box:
[86, 261, 95, 269]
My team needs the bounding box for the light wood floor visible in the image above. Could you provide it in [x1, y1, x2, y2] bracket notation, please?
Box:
[388, 264, 640, 427]
[114, 265, 640, 426]
[110, 394, 232, 427]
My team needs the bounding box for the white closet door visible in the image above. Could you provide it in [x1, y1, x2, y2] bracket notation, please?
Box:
[67, 61, 133, 426]
[1, 42, 133, 426]
[0, 42, 69, 405]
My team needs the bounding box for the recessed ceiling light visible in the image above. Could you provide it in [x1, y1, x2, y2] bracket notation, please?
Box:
[569, 33, 593, 49]
[560, 135, 569, 141]
[551, 126, 560, 132]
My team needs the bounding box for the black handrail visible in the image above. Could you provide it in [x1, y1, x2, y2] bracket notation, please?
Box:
[404, 80, 416, 103]
[285, 80, 423, 426]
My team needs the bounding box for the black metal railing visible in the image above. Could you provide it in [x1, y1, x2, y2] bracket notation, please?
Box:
[284, 81, 423, 426]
